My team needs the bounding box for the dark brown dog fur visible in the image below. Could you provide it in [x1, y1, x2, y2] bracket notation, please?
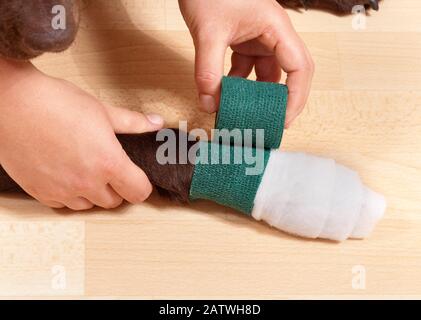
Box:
[279, 0, 380, 14]
[118, 130, 196, 203]
[0, 0, 381, 60]
[0, 0, 79, 60]
[0, 130, 196, 203]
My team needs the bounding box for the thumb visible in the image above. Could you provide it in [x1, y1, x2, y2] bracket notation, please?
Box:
[105, 105, 164, 134]
[194, 37, 227, 113]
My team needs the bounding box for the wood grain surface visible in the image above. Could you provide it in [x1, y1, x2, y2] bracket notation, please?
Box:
[0, 0, 420, 298]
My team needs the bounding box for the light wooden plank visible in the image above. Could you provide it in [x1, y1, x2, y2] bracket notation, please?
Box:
[84, 215, 421, 297]
[338, 33, 421, 91]
[79, 0, 167, 31]
[35, 31, 343, 91]
[172, 0, 417, 33]
[0, 222, 85, 297]
[287, 0, 421, 33]
[36, 31, 421, 92]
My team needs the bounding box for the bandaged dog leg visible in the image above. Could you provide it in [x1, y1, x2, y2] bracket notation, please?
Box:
[188, 140, 385, 241]
[0, 130, 385, 241]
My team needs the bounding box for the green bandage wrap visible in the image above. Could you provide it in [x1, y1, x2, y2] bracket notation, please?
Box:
[215, 76, 288, 149]
[189, 141, 271, 215]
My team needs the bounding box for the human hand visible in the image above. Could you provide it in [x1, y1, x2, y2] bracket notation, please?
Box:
[0, 59, 164, 210]
[179, 0, 314, 128]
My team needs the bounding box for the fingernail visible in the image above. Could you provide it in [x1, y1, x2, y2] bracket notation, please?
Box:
[199, 94, 217, 113]
[146, 113, 164, 126]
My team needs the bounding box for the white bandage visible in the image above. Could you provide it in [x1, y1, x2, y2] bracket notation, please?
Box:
[252, 151, 386, 241]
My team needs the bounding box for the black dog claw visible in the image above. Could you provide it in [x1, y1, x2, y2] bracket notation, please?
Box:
[369, 0, 379, 11]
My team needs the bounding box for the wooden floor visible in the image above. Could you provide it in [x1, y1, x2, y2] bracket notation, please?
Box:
[1, 0, 421, 298]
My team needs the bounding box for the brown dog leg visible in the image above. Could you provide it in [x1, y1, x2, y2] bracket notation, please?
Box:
[0, 130, 196, 203]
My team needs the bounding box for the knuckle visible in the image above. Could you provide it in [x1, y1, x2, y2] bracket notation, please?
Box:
[262, 25, 277, 39]
[260, 26, 279, 49]
[195, 24, 217, 42]
[51, 188, 71, 202]
[99, 153, 121, 178]
[195, 70, 219, 85]
[71, 176, 94, 194]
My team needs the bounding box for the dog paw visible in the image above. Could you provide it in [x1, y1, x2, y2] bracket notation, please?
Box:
[279, 0, 381, 15]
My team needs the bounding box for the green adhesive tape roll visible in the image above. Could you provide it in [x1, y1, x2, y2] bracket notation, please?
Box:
[215, 76, 288, 149]
[189, 141, 271, 215]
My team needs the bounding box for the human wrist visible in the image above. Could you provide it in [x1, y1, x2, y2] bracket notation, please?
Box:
[0, 56, 36, 95]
